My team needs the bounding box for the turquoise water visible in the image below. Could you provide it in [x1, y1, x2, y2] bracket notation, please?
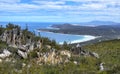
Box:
[0, 22, 93, 44]
[39, 31, 84, 44]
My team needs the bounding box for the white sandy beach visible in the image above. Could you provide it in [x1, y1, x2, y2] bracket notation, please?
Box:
[37, 30, 98, 45]
[59, 35, 97, 44]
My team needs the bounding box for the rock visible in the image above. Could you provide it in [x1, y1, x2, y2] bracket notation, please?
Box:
[54, 56, 62, 64]
[76, 44, 81, 48]
[28, 43, 34, 52]
[6, 31, 12, 44]
[71, 45, 83, 55]
[92, 52, 99, 58]
[1, 30, 8, 42]
[60, 50, 71, 58]
[45, 45, 51, 49]
[37, 51, 64, 65]
[0, 49, 11, 59]
[0, 59, 2, 63]
[89, 52, 99, 58]
[64, 58, 69, 63]
[0, 28, 22, 48]
[22, 63, 26, 67]
[80, 51, 86, 55]
[27, 64, 31, 68]
[26, 37, 31, 45]
[73, 61, 78, 65]
[12, 29, 18, 47]
[17, 50, 27, 59]
[47, 51, 56, 64]
[100, 63, 105, 71]
[0, 28, 39, 56]
[36, 40, 42, 49]
[18, 45, 26, 51]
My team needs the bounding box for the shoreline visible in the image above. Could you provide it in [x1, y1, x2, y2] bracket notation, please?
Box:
[37, 30, 99, 45]
[59, 35, 99, 45]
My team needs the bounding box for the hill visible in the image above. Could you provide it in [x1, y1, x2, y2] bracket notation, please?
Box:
[0, 23, 120, 74]
[79, 20, 119, 26]
[41, 23, 120, 36]
[83, 39, 120, 74]
[39, 23, 120, 45]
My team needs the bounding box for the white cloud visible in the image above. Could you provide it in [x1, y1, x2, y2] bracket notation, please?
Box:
[0, 0, 120, 22]
[0, 0, 119, 12]
[0, 3, 39, 12]
[33, 0, 65, 5]
[0, 0, 20, 3]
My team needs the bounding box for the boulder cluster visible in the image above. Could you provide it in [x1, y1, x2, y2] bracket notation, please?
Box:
[0, 28, 42, 58]
[0, 28, 42, 49]
[37, 49, 71, 65]
[71, 44, 99, 58]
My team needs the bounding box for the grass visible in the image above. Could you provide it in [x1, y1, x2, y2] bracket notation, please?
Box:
[0, 39, 120, 74]
[83, 39, 120, 73]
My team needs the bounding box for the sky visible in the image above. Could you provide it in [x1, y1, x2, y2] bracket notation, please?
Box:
[0, 0, 120, 22]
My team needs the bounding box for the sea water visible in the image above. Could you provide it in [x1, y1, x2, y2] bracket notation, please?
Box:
[0, 22, 96, 44]
[38, 31, 85, 44]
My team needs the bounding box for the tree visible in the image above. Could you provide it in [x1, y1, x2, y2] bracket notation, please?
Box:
[6, 23, 14, 29]
[0, 26, 5, 35]
[6, 23, 20, 30]
[25, 24, 28, 31]
[63, 41, 68, 50]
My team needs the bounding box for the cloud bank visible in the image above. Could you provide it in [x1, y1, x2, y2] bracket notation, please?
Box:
[0, 0, 120, 22]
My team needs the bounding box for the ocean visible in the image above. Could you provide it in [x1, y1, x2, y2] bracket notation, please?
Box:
[0, 22, 96, 44]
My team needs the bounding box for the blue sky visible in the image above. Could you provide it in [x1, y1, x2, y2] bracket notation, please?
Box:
[0, 0, 120, 22]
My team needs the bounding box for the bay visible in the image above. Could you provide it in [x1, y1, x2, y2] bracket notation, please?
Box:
[0, 22, 96, 44]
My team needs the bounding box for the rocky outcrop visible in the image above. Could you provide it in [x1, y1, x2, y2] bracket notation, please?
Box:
[89, 52, 99, 58]
[0, 49, 11, 59]
[99, 63, 105, 71]
[0, 28, 42, 57]
[36, 40, 42, 49]
[37, 50, 71, 65]
[71, 44, 85, 55]
[60, 50, 71, 58]
[0, 28, 100, 66]
[71, 44, 99, 58]
[17, 49, 28, 59]
[0, 29, 21, 48]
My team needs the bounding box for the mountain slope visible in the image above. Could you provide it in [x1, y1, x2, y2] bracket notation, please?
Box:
[80, 20, 119, 26]
[40, 23, 120, 36]
[83, 39, 120, 73]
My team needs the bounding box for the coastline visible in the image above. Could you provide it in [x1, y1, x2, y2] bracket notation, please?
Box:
[59, 35, 98, 45]
[37, 30, 99, 45]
